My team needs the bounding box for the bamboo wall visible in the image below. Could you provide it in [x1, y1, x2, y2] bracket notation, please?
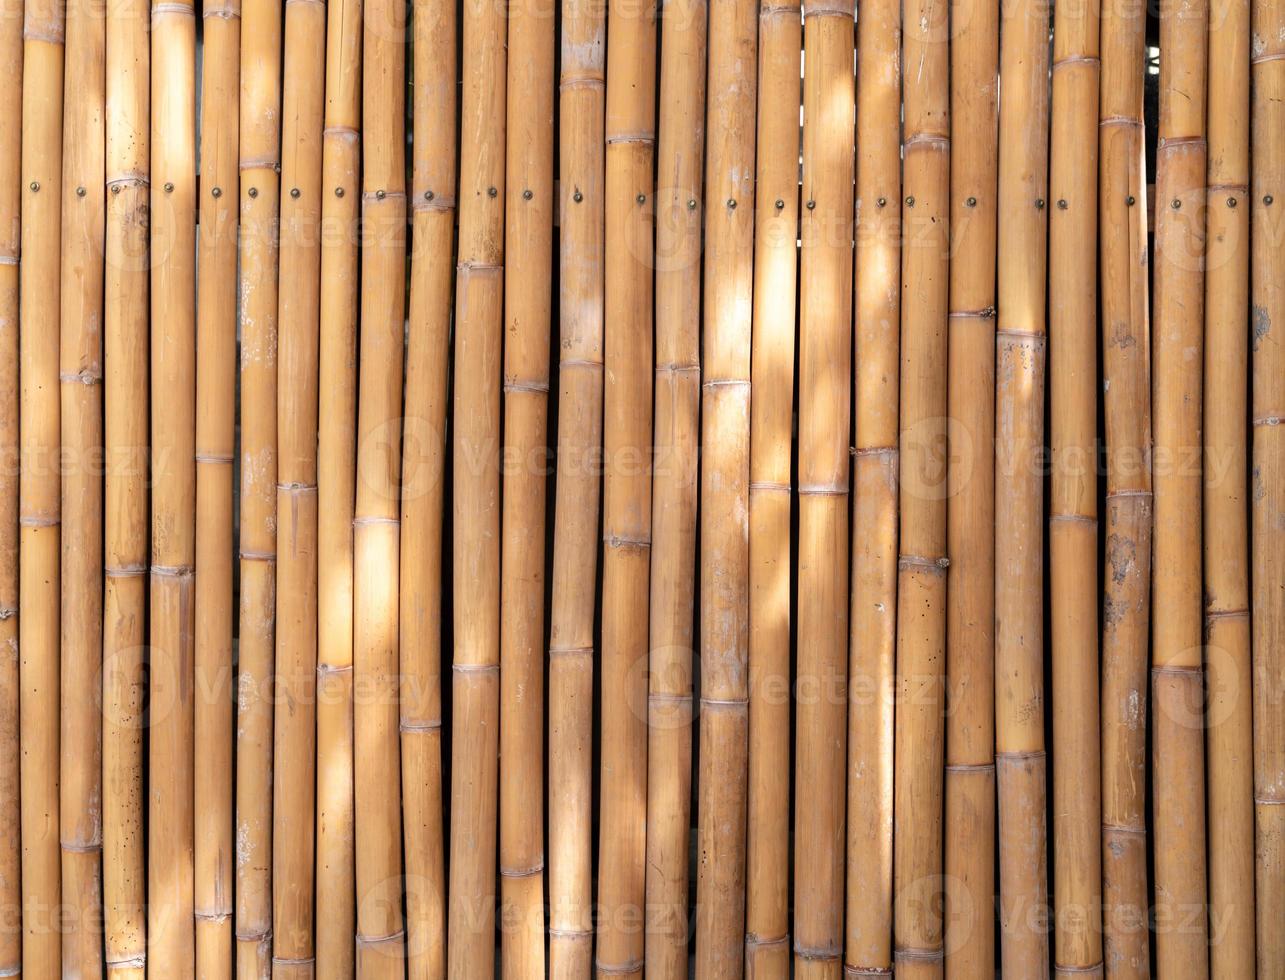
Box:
[0, 0, 1282, 976]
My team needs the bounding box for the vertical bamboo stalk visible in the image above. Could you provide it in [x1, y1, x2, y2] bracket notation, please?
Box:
[745, 0, 799, 973]
[149, 0, 197, 974]
[235, 0, 282, 972]
[547, 0, 605, 972]
[1151, 0, 1210, 972]
[316, 0, 361, 971]
[644, 0, 704, 973]
[794, 2, 853, 977]
[400, 0, 453, 974]
[995, 0, 1050, 969]
[1203, 0, 1255, 973]
[942, 0, 996, 971]
[596, 0, 656, 973]
[352, 0, 407, 970]
[18, 0, 64, 971]
[194, 0, 238, 973]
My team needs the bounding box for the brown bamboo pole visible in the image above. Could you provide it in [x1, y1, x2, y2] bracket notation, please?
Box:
[995, 0, 1050, 969]
[794, 2, 853, 977]
[1251, 0, 1285, 970]
[547, 0, 606, 971]
[745, 0, 799, 973]
[149, 0, 197, 974]
[644, 0, 704, 973]
[316, 0, 362, 971]
[353, 0, 407, 971]
[596, 0, 656, 973]
[18, 0, 64, 971]
[400, 0, 453, 975]
[1203, 0, 1255, 973]
[942, 0, 996, 971]
[1151, 0, 1210, 972]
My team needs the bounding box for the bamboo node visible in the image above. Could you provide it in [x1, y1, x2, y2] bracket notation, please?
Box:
[500, 862, 545, 878]
[236, 929, 273, 943]
[353, 516, 399, 527]
[196, 452, 235, 464]
[504, 379, 552, 394]
[949, 307, 997, 320]
[239, 550, 277, 563]
[1257, 796, 1285, 806]
[0, 253, 16, 266]
[605, 133, 655, 146]
[194, 909, 232, 922]
[414, 194, 456, 213]
[356, 930, 405, 947]
[895, 946, 945, 963]
[853, 446, 897, 458]
[105, 956, 147, 970]
[1054, 963, 1104, 974]
[399, 718, 442, 732]
[151, 2, 196, 18]
[801, 2, 853, 21]
[548, 927, 594, 940]
[323, 126, 360, 140]
[559, 73, 605, 92]
[702, 378, 750, 391]
[22, 24, 66, 44]
[760, 2, 800, 16]
[1099, 115, 1143, 130]
[794, 943, 842, 961]
[60, 839, 103, 853]
[1102, 823, 1146, 836]
[845, 969, 893, 978]
[317, 662, 353, 675]
[151, 564, 194, 578]
[560, 357, 604, 370]
[749, 481, 791, 493]
[550, 645, 594, 658]
[798, 484, 847, 496]
[364, 189, 405, 203]
[595, 958, 645, 975]
[604, 533, 651, 550]
[1052, 55, 1101, 70]
[903, 133, 950, 150]
[996, 749, 1045, 763]
[1151, 664, 1203, 676]
[60, 369, 103, 386]
[745, 934, 789, 949]
[1050, 513, 1096, 526]
[1204, 608, 1248, 622]
[277, 482, 319, 493]
[699, 697, 749, 711]
[899, 554, 949, 572]
[272, 956, 318, 966]
[202, 2, 239, 18]
[106, 564, 148, 578]
[945, 761, 995, 773]
[1251, 51, 1285, 65]
[19, 515, 59, 528]
[452, 663, 500, 675]
[655, 361, 700, 375]
[1253, 415, 1283, 427]
[107, 174, 149, 189]
[0, 607, 15, 621]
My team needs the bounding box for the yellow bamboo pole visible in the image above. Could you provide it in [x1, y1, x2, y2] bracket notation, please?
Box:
[995, 0, 1050, 969]
[794, 2, 853, 977]
[547, 0, 605, 972]
[149, 0, 197, 974]
[316, 0, 362, 971]
[18, 0, 64, 971]
[596, 0, 656, 974]
[644, 0, 704, 972]
[745, 0, 799, 973]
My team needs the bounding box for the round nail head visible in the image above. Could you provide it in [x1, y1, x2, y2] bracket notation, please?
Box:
[291, 187, 301, 199]
[523, 189, 533, 200]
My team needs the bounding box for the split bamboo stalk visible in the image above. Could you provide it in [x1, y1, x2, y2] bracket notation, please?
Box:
[272, 0, 326, 971]
[794, 1, 853, 976]
[1048, 0, 1103, 974]
[1097, 0, 1151, 972]
[745, 0, 799, 972]
[995, 0, 1051, 969]
[892, 0, 949, 975]
[1203, 0, 1255, 973]
[315, 0, 362, 971]
[1151, 0, 1211, 972]
[499, 0, 554, 975]
[596, 0, 657, 973]
[446, 0, 506, 970]
[353, 0, 408, 970]
[942, 0, 996, 971]
[18, 0, 64, 971]
[235, 0, 283, 972]
[193, 0, 238, 973]
[1251, 0, 1285, 971]
[697, 0, 756, 973]
[546, 0, 606, 971]
[645, 0, 704, 972]
[148, 0, 197, 973]
[59, 0, 106, 968]
[400, 0, 453, 973]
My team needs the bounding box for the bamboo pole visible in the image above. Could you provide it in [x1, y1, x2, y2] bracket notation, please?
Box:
[1203, 0, 1255, 973]
[446, 0, 506, 971]
[315, 0, 362, 971]
[644, 0, 704, 972]
[596, 0, 656, 973]
[942, 0, 996, 971]
[18, 0, 64, 971]
[400, 0, 453, 974]
[193, 0, 238, 973]
[235, 1, 282, 972]
[745, 0, 799, 973]
[272, 0, 326, 972]
[995, 0, 1050, 969]
[1097, 0, 1151, 974]
[59, 0, 106, 968]
[149, 0, 197, 973]
[546, 0, 605, 971]
[1151, 0, 1211, 972]
[794, 2, 853, 976]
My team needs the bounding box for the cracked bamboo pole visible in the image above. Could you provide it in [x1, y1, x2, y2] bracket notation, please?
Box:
[596, 0, 656, 973]
[995, 0, 1050, 969]
[794, 2, 853, 977]
[943, 0, 996, 971]
[148, 0, 197, 974]
[315, 0, 361, 971]
[546, 0, 605, 972]
[1151, 0, 1211, 972]
[352, 0, 407, 968]
[18, 0, 64, 971]
[1203, 0, 1255, 973]
[400, 0, 453, 974]
[235, 0, 282, 972]
[745, 0, 799, 973]
[644, 0, 704, 972]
